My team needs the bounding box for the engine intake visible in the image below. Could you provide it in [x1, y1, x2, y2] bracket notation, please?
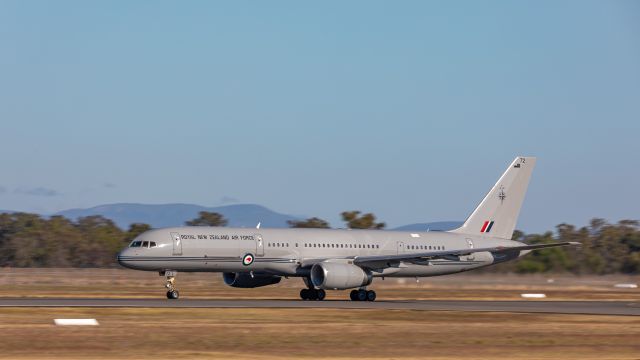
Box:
[310, 262, 372, 290]
[222, 272, 281, 288]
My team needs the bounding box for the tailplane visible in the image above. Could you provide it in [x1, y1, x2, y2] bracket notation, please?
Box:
[450, 157, 536, 239]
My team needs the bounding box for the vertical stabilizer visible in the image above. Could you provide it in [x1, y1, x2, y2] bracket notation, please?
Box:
[450, 157, 536, 239]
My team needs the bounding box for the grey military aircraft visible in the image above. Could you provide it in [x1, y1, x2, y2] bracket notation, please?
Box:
[118, 156, 578, 301]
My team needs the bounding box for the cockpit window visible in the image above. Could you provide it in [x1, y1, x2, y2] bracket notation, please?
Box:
[150, 242, 157, 248]
[142, 241, 149, 248]
[130, 241, 142, 248]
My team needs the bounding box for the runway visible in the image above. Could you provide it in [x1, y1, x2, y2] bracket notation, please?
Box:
[0, 298, 638, 315]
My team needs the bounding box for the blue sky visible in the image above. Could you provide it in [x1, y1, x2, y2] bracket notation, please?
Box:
[1, 1, 638, 232]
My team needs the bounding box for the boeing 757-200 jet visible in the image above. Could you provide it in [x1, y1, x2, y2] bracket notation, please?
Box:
[118, 157, 579, 301]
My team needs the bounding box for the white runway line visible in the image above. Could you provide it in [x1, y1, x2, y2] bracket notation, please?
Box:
[54, 319, 99, 326]
[614, 283, 638, 289]
[520, 293, 547, 298]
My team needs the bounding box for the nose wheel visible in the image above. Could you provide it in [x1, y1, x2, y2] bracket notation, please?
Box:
[350, 289, 376, 301]
[166, 290, 179, 299]
[162, 270, 179, 300]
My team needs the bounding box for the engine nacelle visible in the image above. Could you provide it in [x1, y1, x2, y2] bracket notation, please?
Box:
[310, 262, 372, 290]
[222, 272, 281, 288]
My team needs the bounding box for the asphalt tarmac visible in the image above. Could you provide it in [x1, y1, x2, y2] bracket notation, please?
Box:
[0, 298, 638, 315]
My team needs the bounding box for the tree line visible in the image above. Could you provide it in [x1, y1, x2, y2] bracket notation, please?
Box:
[0, 211, 637, 274]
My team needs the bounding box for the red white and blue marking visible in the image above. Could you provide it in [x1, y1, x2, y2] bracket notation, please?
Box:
[480, 221, 494, 233]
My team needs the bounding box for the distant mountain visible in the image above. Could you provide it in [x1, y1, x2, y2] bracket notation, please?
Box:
[54, 203, 301, 230]
[392, 221, 462, 232]
[6, 203, 461, 232]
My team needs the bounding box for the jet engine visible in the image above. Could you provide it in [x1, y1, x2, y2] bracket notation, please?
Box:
[222, 272, 281, 288]
[310, 262, 372, 290]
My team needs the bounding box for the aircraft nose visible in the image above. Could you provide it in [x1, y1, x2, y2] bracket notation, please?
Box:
[117, 248, 131, 267]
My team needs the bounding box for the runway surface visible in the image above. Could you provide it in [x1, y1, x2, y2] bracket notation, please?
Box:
[0, 298, 638, 315]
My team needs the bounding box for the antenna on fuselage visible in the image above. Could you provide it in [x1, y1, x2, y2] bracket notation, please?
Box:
[256, 222, 261, 229]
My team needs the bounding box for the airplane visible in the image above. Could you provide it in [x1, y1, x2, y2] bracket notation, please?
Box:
[117, 156, 579, 301]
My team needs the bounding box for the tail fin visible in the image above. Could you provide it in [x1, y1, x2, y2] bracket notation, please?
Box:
[451, 156, 536, 239]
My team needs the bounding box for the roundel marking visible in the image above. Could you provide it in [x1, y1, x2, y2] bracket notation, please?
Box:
[242, 253, 254, 266]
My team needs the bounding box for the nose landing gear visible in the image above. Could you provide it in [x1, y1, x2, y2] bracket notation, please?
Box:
[162, 270, 179, 299]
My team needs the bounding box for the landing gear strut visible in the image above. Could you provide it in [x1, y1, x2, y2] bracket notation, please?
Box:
[162, 270, 179, 299]
[350, 288, 376, 301]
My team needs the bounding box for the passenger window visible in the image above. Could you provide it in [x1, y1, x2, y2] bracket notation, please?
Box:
[142, 241, 149, 248]
[130, 241, 142, 248]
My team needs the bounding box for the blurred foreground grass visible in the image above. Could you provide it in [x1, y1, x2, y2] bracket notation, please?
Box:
[0, 308, 638, 359]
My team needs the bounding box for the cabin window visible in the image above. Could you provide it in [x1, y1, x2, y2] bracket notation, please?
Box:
[130, 241, 142, 248]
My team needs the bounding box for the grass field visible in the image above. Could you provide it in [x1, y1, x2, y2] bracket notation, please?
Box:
[0, 268, 638, 359]
[0, 308, 639, 359]
[0, 268, 638, 301]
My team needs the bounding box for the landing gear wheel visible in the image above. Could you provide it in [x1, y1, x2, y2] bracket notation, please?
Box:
[300, 289, 310, 300]
[316, 289, 326, 301]
[357, 289, 368, 301]
[366, 290, 376, 302]
[162, 270, 179, 299]
[350, 290, 358, 301]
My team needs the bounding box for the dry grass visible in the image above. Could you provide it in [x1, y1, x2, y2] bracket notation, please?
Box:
[0, 308, 638, 360]
[0, 269, 638, 359]
[0, 268, 638, 301]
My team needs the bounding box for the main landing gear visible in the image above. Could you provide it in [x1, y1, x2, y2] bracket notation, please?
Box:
[300, 288, 326, 301]
[162, 270, 179, 300]
[350, 289, 376, 301]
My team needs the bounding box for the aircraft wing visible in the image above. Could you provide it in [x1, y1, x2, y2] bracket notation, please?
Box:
[353, 242, 580, 268]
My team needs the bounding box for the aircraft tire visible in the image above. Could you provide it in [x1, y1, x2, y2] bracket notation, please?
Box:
[167, 290, 179, 300]
[357, 289, 367, 301]
[350, 290, 359, 301]
[300, 289, 309, 300]
[316, 289, 326, 301]
[366, 290, 376, 302]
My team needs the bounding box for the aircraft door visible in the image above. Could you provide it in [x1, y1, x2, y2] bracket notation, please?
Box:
[255, 234, 264, 256]
[171, 232, 182, 256]
[397, 241, 405, 254]
[465, 238, 475, 261]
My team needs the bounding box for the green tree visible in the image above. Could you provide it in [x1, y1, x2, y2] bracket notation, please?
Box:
[185, 211, 228, 227]
[287, 217, 330, 229]
[341, 211, 385, 229]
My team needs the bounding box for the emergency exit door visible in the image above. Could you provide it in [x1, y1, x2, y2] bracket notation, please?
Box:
[255, 234, 264, 256]
[397, 241, 405, 254]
